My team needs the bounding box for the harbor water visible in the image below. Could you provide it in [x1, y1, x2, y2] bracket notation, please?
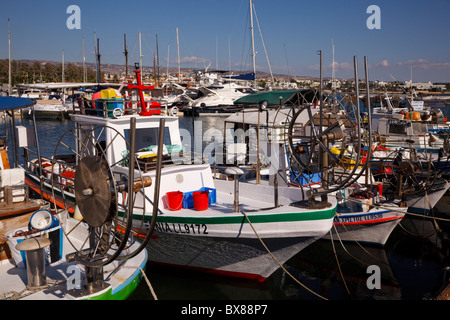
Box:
[7, 115, 450, 301]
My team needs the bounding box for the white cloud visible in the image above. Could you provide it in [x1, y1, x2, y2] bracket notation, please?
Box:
[383, 59, 450, 70]
[307, 61, 352, 72]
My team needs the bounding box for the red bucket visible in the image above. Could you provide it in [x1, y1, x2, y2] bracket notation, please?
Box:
[193, 191, 209, 211]
[166, 191, 183, 211]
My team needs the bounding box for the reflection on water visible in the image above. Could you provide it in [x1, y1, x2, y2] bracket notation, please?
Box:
[130, 218, 449, 300]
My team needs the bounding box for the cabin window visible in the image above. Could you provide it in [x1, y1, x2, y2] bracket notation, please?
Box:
[412, 123, 427, 134]
[124, 127, 172, 151]
[388, 123, 407, 135]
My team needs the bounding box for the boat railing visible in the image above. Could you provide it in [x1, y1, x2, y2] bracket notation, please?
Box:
[72, 97, 168, 118]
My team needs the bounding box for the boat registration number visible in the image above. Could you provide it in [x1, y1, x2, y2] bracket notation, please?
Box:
[155, 222, 208, 235]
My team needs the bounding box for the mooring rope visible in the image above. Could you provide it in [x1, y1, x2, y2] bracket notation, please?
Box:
[121, 266, 158, 300]
[0, 279, 66, 300]
[329, 227, 351, 297]
[332, 214, 388, 265]
[241, 211, 328, 300]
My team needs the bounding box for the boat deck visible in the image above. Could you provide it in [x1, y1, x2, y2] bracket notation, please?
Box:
[160, 179, 319, 217]
[0, 219, 147, 300]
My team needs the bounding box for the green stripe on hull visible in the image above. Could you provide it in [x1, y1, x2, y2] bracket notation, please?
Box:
[147, 207, 336, 225]
[82, 269, 143, 300]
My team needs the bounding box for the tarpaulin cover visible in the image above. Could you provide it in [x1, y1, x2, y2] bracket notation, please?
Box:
[0, 97, 35, 111]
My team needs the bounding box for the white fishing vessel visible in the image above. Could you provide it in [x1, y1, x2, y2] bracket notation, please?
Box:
[231, 88, 407, 246]
[16, 82, 123, 120]
[329, 185, 407, 245]
[0, 96, 149, 300]
[21, 68, 338, 282]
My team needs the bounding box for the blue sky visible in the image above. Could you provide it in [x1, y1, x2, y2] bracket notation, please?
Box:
[2, 0, 450, 82]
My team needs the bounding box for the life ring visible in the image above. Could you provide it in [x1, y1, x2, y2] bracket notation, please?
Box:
[170, 106, 179, 116]
[112, 108, 124, 118]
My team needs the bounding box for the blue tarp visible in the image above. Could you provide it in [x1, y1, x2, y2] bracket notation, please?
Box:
[0, 97, 35, 111]
[223, 72, 255, 81]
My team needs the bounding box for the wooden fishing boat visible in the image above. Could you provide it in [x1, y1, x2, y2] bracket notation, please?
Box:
[327, 185, 407, 245]
[21, 67, 338, 282]
[0, 97, 149, 300]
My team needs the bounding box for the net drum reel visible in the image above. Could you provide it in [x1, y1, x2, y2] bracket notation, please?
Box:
[272, 57, 375, 203]
[49, 118, 161, 295]
[272, 90, 367, 202]
[379, 148, 438, 199]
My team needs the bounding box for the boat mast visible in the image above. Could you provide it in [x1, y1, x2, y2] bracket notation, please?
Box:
[167, 44, 170, 79]
[8, 19, 12, 96]
[176, 27, 181, 82]
[156, 34, 160, 87]
[331, 40, 335, 90]
[139, 32, 143, 82]
[82, 36, 87, 82]
[94, 33, 101, 83]
[249, 0, 256, 88]
[318, 50, 326, 194]
[62, 49, 65, 82]
[124, 34, 128, 79]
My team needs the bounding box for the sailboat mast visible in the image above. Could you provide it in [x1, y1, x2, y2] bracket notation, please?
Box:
[176, 27, 181, 82]
[249, 0, 256, 88]
[331, 40, 335, 90]
[8, 19, 12, 96]
[156, 34, 160, 87]
[62, 49, 65, 82]
[167, 44, 170, 79]
[82, 36, 86, 82]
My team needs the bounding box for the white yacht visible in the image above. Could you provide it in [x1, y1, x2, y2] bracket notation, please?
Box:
[190, 82, 255, 109]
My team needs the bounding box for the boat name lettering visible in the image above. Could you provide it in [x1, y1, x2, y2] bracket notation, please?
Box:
[334, 213, 383, 224]
[155, 222, 208, 235]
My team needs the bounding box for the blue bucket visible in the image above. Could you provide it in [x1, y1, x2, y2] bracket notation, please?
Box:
[29, 209, 59, 231]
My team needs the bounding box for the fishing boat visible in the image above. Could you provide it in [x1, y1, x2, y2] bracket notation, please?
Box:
[228, 57, 410, 246]
[21, 67, 338, 282]
[16, 82, 123, 120]
[230, 90, 407, 246]
[329, 185, 407, 245]
[0, 96, 149, 300]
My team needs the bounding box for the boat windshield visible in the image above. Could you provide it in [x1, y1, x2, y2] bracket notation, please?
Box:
[124, 127, 172, 151]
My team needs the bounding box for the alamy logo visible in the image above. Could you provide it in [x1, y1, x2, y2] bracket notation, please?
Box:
[67, 265, 81, 290]
[366, 265, 381, 290]
[366, 5, 381, 30]
[66, 5, 81, 30]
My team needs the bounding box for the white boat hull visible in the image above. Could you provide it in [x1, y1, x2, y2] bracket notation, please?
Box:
[148, 230, 326, 281]
[327, 210, 405, 245]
